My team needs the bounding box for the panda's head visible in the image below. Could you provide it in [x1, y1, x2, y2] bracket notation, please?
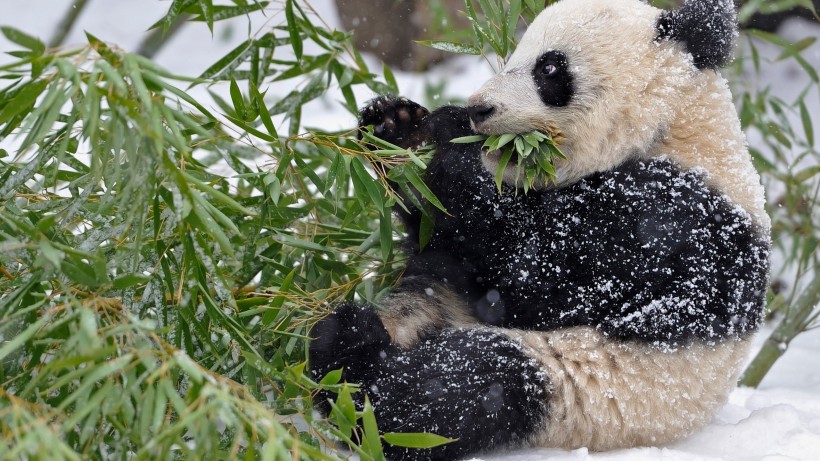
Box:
[467, 0, 767, 223]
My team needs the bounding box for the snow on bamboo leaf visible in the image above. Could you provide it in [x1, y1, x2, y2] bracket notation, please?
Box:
[452, 131, 566, 192]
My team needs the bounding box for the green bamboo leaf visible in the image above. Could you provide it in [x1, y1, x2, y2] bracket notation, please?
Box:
[495, 147, 514, 191]
[198, 0, 214, 32]
[37, 239, 65, 270]
[383, 432, 456, 449]
[0, 313, 51, 362]
[224, 112, 277, 142]
[361, 397, 385, 460]
[324, 152, 344, 195]
[383, 63, 399, 93]
[794, 166, 820, 183]
[514, 136, 525, 156]
[86, 32, 121, 66]
[269, 73, 326, 115]
[403, 166, 447, 213]
[451, 134, 488, 144]
[477, 0, 503, 23]
[181, 170, 257, 216]
[1, 27, 45, 54]
[496, 133, 517, 149]
[61, 379, 112, 433]
[264, 173, 281, 203]
[149, 0, 196, 32]
[112, 273, 153, 289]
[62, 259, 100, 288]
[405, 148, 427, 169]
[792, 52, 819, 83]
[197, 39, 253, 81]
[336, 384, 356, 424]
[229, 77, 247, 119]
[776, 36, 817, 61]
[286, 0, 303, 62]
[253, 85, 278, 139]
[350, 157, 384, 209]
[419, 212, 434, 250]
[55, 355, 131, 410]
[319, 368, 343, 386]
[191, 2, 270, 22]
[174, 350, 204, 384]
[798, 98, 814, 147]
[189, 194, 236, 258]
[506, 0, 523, 47]
[0, 79, 47, 125]
[464, 0, 485, 49]
[415, 40, 482, 55]
[379, 206, 393, 262]
[274, 233, 333, 254]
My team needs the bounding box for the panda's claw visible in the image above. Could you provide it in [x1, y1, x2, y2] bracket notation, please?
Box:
[358, 95, 430, 149]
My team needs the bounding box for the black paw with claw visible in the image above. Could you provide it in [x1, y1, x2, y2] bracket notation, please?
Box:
[358, 96, 430, 149]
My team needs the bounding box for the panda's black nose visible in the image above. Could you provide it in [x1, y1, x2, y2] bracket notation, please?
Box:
[467, 104, 496, 124]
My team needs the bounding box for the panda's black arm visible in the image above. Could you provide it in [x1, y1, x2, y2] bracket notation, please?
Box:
[358, 97, 489, 249]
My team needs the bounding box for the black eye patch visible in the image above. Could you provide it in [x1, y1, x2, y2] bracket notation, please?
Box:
[532, 50, 574, 107]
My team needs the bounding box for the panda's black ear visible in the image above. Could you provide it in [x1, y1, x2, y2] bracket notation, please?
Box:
[656, 0, 738, 69]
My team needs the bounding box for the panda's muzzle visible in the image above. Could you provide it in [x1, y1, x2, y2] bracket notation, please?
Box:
[467, 104, 496, 125]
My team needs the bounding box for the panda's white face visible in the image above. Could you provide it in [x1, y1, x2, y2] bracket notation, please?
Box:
[468, 0, 723, 189]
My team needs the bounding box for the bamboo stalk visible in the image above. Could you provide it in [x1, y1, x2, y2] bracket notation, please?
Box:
[136, 15, 191, 59]
[740, 270, 820, 388]
[48, 0, 91, 49]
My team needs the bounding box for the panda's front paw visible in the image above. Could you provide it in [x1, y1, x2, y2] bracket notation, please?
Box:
[309, 303, 392, 385]
[358, 96, 430, 149]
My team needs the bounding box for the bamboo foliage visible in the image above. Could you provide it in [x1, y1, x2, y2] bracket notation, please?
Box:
[0, 1, 418, 458]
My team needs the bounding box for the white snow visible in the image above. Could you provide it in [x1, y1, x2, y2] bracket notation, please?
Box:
[2, 2, 819, 460]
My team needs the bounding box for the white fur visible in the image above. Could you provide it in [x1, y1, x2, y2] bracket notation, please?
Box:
[468, 0, 769, 230]
[379, 283, 479, 348]
[505, 326, 751, 450]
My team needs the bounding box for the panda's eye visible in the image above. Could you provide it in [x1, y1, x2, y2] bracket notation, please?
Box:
[533, 50, 573, 107]
[542, 64, 559, 76]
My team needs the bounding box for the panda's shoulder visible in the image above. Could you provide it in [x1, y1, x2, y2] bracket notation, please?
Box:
[584, 156, 730, 211]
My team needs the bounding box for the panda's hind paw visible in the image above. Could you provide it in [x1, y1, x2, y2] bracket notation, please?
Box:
[309, 303, 392, 383]
[358, 96, 430, 149]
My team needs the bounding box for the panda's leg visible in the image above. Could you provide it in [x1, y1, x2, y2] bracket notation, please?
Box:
[505, 326, 753, 451]
[311, 308, 549, 461]
[376, 275, 480, 348]
[310, 275, 480, 384]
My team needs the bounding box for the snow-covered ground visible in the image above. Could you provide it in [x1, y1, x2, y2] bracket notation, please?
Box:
[2, 1, 819, 460]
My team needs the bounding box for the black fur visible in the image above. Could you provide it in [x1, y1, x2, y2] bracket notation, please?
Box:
[656, 0, 738, 69]
[310, 304, 392, 392]
[404, 103, 769, 346]
[310, 306, 548, 461]
[532, 50, 574, 107]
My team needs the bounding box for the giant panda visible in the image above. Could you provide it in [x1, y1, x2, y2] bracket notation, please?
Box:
[309, 0, 771, 460]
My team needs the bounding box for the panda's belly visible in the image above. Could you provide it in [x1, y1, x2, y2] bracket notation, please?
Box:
[505, 326, 752, 450]
[467, 158, 769, 344]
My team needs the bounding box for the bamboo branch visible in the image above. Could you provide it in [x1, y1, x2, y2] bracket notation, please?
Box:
[740, 270, 820, 388]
